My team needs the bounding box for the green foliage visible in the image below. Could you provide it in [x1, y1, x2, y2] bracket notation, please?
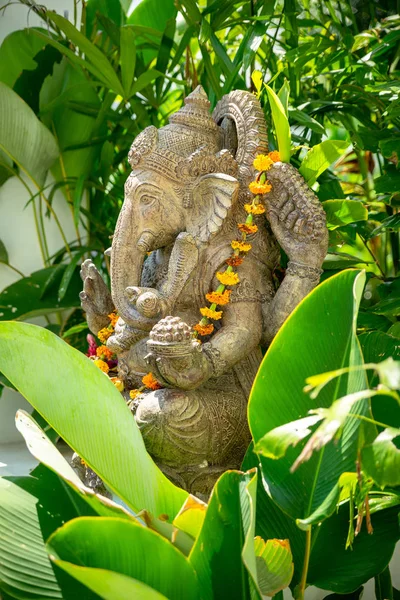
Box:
[1, 1, 400, 598]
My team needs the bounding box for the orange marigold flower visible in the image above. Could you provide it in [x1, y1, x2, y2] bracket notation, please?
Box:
[193, 322, 214, 336]
[206, 290, 231, 305]
[238, 223, 258, 235]
[98, 327, 112, 343]
[142, 372, 161, 390]
[200, 307, 223, 320]
[268, 150, 281, 162]
[108, 312, 119, 327]
[226, 256, 244, 267]
[231, 240, 252, 253]
[96, 345, 114, 361]
[93, 358, 109, 374]
[244, 203, 266, 215]
[216, 271, 240, 286]
[110, 377, 124, 392]
[249, 181, 272, 195]
[253, 154, 274, 171]
[129, 389, 141, 400]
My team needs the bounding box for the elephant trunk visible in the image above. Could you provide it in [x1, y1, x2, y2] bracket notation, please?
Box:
[111, 200, 148, 328]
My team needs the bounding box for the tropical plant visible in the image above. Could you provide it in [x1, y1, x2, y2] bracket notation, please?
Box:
[1, 0, 400, 598]
[0, 271, 399, 599]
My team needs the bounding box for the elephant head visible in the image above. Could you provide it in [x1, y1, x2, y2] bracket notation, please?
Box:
[111, 86, 275, 328]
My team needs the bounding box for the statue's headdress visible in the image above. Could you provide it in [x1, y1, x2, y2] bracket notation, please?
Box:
[127, 86, 237, 183]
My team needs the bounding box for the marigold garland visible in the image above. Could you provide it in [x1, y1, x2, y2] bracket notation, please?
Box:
[93, 358, 109, 373]
[205, 290, 231, 305]
[238, 223, 258, 235]
[96, 345, 114, 361]
[200, 307, 223, 320]
[193, 151, 280, 337]
[142, 372, 162, 390]
[97, 328, 112, 343]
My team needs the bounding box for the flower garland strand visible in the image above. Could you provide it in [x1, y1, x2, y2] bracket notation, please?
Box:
[193, 151, 280, 337]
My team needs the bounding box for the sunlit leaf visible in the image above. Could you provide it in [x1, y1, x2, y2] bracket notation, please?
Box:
[362, 428, 400, 488]
[255, 415, 322, 460]
[265, 85, 291, 162]
[322, 200, 368, 229]
[299, 140, 349, 186]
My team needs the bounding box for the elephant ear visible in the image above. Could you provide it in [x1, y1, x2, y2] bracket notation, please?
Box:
[187, 173, 239, 243]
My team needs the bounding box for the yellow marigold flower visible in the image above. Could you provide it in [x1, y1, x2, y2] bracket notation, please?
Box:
[129, 389, 140, 400]
[244, 203, 266, 215]
[216, 271, 240, 286]
[142, 372, 161, 390]
[248, 181, 272, 195]
[96, 345, 113, 361]
[93, 358, 109, 374]
[268, 150, 281, 162]
[193, 322, 214, 336]
[200, 307, 223, 320]
[238, 223, 258, 235]
[231, 240, 252, 253]
[205, 290, 231, 305]
[110, 377, 124, 392]
[226, 256, 244, 267]
[108, 312, 119, 327]
[253, 154, 273, 171]
[98, 327, 112, 343]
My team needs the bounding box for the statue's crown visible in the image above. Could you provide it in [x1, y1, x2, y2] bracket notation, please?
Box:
[127, 86, 237, 182]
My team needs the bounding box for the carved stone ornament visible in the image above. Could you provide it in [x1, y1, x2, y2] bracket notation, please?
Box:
[80, 85, 328, 495]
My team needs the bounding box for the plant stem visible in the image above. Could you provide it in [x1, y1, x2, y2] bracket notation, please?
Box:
[350, 413, 390, 430]
[297, 528, 312, 600]
[358, 234, 386, 278]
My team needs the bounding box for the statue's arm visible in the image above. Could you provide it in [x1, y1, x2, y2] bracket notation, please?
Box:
[261, 161, 328, 344]
[148, 299, 262, 390]
[262, 264, 322, 344]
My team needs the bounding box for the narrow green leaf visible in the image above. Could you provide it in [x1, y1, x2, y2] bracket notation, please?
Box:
[49, 13, 124, 96]
[0, 239, 9, 264]
[375, 566, 393, 600]
[48, 517, 200, 600]
[62, 322, 89, 338]
[265, 85, 291, 162]
[120, 26, 136, 99]
[299, 140, 349, 186]
[277, 79, 290, 117]
[289, 109, 325, 134]
[73, 174, 86, 228]
[362, 428, 400, 488]
[0, 322, 188, 517]
[251, 70, 263, 94]
[130, 69, 162, 97]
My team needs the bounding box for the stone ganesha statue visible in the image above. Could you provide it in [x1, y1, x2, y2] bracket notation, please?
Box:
[80, 86, 328, 494]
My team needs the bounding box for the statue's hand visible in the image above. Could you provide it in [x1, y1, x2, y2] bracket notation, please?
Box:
[80, 259, 114, 334]
[265, 162, 328, 268]
[145, 316, 212, 390]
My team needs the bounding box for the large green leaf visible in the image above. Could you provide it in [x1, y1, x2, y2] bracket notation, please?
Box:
[299, 140, 349, 186]
[0, 82, 59, 187]
[40, 58, 101, 184]
[0, 266, 81, 320]
[0, 469, 97, 600]
[0, 29, 48, 88]
[249, 270, 367, 519]
[0, 322, 187, 518]
[47, 517, 200, 600]
[15, 410, 137, 521]
[189, 470, 293, 600]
